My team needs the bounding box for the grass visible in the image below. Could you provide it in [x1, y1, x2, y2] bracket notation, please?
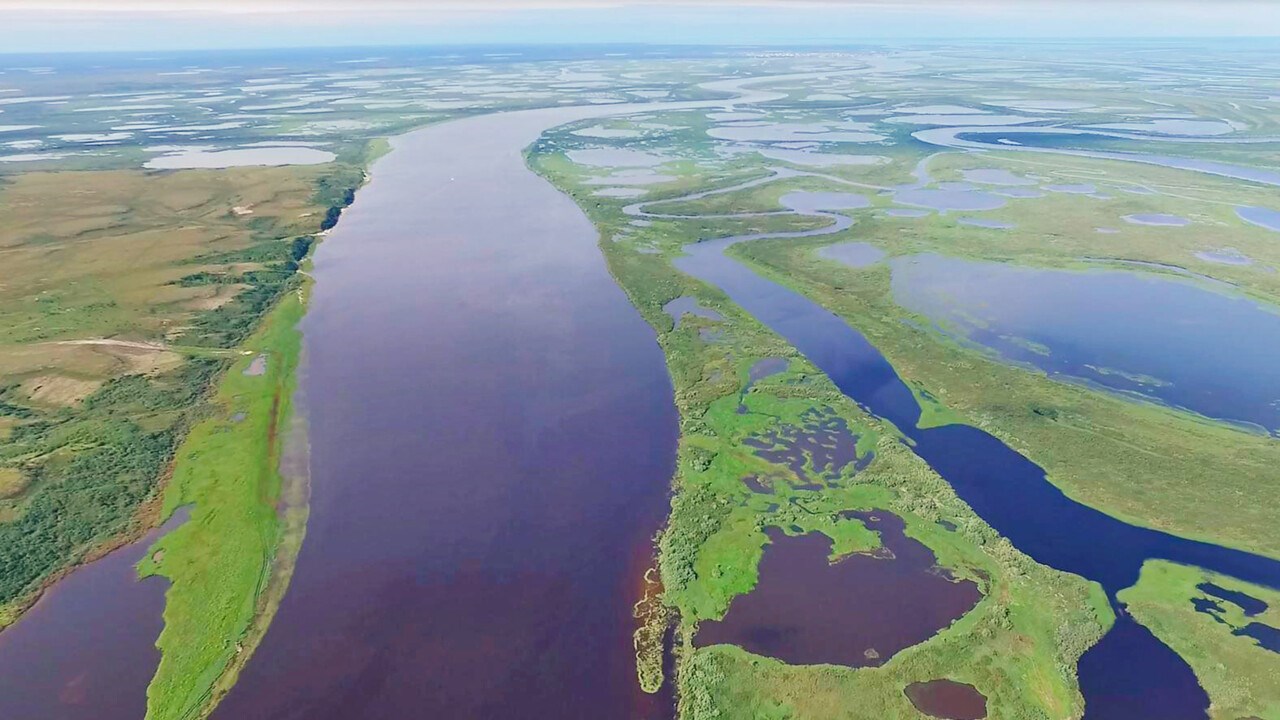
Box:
[533, 134, 1113, 720]
[136, 287, 306, 720]
[1119, 561, 1280, 720]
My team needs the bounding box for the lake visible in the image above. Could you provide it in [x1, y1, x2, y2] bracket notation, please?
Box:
[888, 254, 1280, 433]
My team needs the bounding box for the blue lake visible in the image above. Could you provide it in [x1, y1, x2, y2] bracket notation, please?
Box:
[888, 254, 1280, 433]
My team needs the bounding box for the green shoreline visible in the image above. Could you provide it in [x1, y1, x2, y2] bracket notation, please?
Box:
[135, 139, 388, 719]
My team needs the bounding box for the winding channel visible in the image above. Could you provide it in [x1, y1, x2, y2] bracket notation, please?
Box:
[624, 169, 1280, 719]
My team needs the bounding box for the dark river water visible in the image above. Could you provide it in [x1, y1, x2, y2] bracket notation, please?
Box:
[209, 108, 682, 719]
[661, 187, 1280, 719]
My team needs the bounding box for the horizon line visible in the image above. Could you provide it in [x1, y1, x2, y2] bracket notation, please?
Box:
[4, 35, 1278, 58]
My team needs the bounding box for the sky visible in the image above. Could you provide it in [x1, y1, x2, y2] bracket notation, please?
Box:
[1, 1, 1278, 53]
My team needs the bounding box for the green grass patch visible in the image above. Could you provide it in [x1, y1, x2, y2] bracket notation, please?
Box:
[138, 288, 305, 720]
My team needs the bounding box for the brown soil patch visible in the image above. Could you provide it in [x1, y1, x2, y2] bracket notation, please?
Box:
[19, 374, 102, 407]
[0, 468, 27, 499]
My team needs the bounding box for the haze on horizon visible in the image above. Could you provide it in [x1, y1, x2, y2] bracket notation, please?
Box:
[1, 0, 1279, 54]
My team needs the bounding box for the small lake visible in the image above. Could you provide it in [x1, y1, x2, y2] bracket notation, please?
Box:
[893, 188, 1007, 212]
[961, 168, 1037, 186]
[889, 254, 1280, 433]
[780, 191, 870, 213]
[144, 146, 336, 169]
[663, 296, 723, 328]
[756, 148, 886, 167]
[695, 514, 981, 667]
[1124, 213, 1190, 227]
[905, 679, 987, 720]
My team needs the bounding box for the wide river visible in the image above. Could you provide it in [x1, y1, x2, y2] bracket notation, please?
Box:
[211, 108, 687, 718]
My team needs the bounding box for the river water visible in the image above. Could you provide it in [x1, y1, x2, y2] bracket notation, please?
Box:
[208, 107, 683, 719]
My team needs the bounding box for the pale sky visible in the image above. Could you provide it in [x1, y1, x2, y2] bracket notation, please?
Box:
[2, 1, 1278, 53]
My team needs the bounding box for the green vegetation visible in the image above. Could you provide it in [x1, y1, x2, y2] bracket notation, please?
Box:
[138, 289, 306, 720]
[1119, 561, 1280, 720]
[534, 135, 1113, 720]
[0, 361, 208, 622]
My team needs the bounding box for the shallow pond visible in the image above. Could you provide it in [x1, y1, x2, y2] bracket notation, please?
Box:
[957, 218, 1014, 229]
[1086, 120, 1237, 136]
[144, 146, 336, 169]
[889, 254, 1280, 432]
[1045, 183, 1097, 194]
[707, 122, 885, 144]
[756, 148, 885, 167]
[1194, 249, 1252, 266]
[780, 191, 870, 213]
[593, 187, 647, 198]
[695, 514, 981, 667]
[663, 296, 723, 328]
[1124, 213, 1190, 227]
[893, 188, 1007, 212]
[567, 147, 669, 167]
[905, 679, 987, 720]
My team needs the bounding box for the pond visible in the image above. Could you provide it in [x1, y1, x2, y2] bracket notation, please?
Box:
[893, 188, 1007, 212]
[695, 513, 981, 667]
[905, 679, 987, 720]
[143, 146, 336, 169]
[1124, 213, 1190, 227]
[888, 254, 1280, 433]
